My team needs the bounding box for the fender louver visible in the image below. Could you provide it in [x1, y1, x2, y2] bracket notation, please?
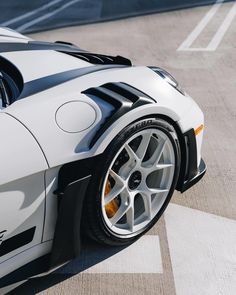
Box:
[62, 51, 132, 66]
[82, 82, 155, 147]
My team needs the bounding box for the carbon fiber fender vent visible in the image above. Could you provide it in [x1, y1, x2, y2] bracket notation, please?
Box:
[82, 82, 155, 147]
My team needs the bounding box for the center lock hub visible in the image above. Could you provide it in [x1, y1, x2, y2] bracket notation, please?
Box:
[128, 171, 142, 190]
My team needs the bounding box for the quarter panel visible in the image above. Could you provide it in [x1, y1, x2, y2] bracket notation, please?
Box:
[0, 113, 48, 186]
[0, 171, 45, 264]
[0, 113, 49, 267]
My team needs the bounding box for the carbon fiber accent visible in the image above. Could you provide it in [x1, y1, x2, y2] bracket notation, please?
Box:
[82, 82, 155, 147]
[176, 128, 206, 192]
[63, 52, 132, 66]
[0, 41, 132, 66]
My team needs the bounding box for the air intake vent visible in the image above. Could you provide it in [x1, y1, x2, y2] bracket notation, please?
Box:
[82, 82, 155, 147]
[61, 51, 132, 66]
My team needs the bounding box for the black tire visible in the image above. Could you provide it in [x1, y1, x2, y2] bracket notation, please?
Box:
[82, 117, 180, 246]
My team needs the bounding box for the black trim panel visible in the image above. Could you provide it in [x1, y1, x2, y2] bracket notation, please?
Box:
[181, 159, 206, 192]
[176, 128, 206, 192]
[184, 128, 198, 180]
[63, 51, 132, 66]
[0, 254, 50, 288]
[83, 82, 155, 147]
[19, 65, 126, 99]
[0, 41, 132, 66]
[0, 227, 36, 258]
[50, 174, 91, 268]
[0, 56, 24, 95]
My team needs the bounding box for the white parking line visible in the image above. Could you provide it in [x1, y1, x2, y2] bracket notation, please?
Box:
[1, 0, 64, 27]
[165, 204, 236, 295]
[207, 0, 236, 50]
[178, 0, 224, 51]
[178, 0, 236, 51]
[57, 235, 163, 274]
[16, 0, 83, 32]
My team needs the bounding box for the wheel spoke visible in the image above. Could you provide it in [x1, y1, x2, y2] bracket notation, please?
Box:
[156, 163, 174, 169]
[124, 144, 139, 163]
[148, 187, 169, 194]
[110, 203, 130, 226]
[104, 184, 125, 205]
[147, 163, 174, 174]
[126, 204, 134, 232]
[140, 191, 152, 220]
[109, 169, 125, 185]
[136, 131, 152, 161]
[148, 138, 166, 166]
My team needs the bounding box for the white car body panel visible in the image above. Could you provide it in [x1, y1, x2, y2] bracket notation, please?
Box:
[2, 63, 201, 168]
[0, 27, 31, 43]
[0, 27, 205, 286]
[0, 171, 46, 264]
[1, 50, 90, 82]
[0, 113, 48, 185]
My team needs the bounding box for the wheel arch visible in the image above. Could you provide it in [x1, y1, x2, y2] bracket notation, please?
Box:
[90, 107, 189, 193]
[50, 110, 187, 267]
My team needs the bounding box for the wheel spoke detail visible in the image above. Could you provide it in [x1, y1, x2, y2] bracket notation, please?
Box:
[104, 184, 125, 205]
[147, 163, 174, 175]
[136, 131, 152, 161]
[155, 163, 173, 169]
[124, 144, 139, 163]
[140, 191, 152, 220]
[148, 188, 169, 194]
[109, 169, 125, 185]
[126, 204, 134, 232]
[148, 138, 166, 166]
[110, 204, 130, 226]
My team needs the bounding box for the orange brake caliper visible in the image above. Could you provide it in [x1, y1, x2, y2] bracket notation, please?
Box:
[105, 179, 119, 218]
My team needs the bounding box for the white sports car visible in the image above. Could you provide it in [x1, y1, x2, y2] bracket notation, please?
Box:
[0, 27, 206, 288]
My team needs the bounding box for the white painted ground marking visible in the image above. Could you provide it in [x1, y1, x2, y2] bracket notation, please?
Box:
[165, 204, 236, 295]
[1, 0, 64, 27]
[207, 0, 236, 50]
[178, 0, 224, 51]
[58, 235, 163, 274]
[16, 0, 83, 32]
[178, 0, 236, 51]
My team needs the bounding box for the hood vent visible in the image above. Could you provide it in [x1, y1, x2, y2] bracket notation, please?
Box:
[62, 51, 132, 66]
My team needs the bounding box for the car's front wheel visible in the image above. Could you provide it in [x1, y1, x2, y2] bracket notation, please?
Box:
[82, 118, 180, 246]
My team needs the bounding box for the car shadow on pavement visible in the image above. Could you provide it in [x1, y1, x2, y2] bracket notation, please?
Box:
[8, 237, 129, 295]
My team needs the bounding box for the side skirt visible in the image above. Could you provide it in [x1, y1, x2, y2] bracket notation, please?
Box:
[50, 174, 91, 269]
[0, 254, 50, 288]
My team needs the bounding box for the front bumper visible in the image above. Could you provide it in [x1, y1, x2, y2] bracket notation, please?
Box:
[176, 128, 206, 193]
[180, 158, 206, 193]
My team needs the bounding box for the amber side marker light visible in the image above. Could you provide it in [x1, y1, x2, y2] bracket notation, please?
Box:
[195, 124, 204, 136]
